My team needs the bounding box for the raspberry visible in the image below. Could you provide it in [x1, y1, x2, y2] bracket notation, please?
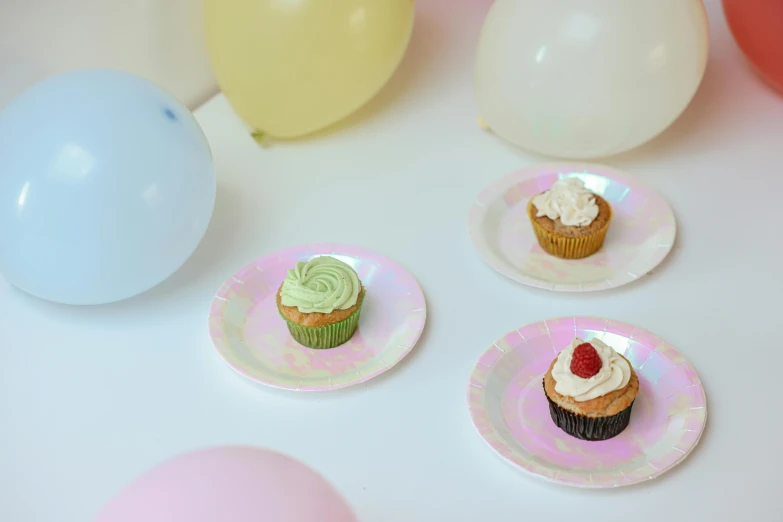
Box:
[570, 342, 602, 378]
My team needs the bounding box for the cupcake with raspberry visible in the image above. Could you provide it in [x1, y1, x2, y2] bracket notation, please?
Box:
[527, 177, 612, 259]
[543, 337, 638, 441]
[277, 255, 365, 349]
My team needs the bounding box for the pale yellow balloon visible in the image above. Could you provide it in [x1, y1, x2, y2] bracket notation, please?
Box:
[204, 0, 415, 139]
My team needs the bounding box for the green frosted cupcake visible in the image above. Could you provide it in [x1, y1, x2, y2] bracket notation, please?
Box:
[276, 256, 365, 349]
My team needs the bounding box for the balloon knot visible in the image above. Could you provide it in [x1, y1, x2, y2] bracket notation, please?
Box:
[251, 130, 270, 147]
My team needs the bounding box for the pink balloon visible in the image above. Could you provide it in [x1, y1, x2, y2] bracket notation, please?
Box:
[95, 447, 357, 522]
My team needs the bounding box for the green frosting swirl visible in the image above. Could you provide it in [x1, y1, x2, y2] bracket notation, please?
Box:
[280, 256, 361, 313]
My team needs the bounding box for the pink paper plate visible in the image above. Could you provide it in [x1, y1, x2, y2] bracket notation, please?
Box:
[209, 244, 426, 391]
[467, 163, 676, 292]
[467, 317, 706, 488]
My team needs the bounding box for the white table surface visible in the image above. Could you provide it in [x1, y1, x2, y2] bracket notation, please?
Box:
[2, 1, 781, 520]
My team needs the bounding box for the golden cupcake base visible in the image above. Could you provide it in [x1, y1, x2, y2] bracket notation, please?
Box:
[527, 200, 612, 259]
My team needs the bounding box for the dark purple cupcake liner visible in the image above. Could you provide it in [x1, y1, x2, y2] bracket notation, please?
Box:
[543, 380, 634, 441]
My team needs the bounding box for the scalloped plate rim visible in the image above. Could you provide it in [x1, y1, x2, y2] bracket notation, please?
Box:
[466, 315, 707, 488]
[208, 242, 427, 392]
[467, 162, 677, 292]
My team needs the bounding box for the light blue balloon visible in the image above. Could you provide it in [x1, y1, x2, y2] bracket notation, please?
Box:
[0, 69, 216, 305]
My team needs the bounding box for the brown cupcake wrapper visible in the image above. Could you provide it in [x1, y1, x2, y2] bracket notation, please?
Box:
[543, 380, 634, 441]
[527, 200, 611, 259]
[278, 291, 364, 349]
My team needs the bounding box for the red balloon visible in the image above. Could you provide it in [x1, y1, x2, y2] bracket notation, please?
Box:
[723, 0, 783, 94]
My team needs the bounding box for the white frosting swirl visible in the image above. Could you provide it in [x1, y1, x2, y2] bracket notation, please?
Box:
[532, 178, 599, 227]
[552, 338, 631, 402]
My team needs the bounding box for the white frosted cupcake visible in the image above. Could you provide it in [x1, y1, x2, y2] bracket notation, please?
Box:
[543, 337, 639, 441]
[527, 178, 612, 259]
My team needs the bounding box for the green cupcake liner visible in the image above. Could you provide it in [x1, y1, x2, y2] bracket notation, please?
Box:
[279, 291, 365, 349]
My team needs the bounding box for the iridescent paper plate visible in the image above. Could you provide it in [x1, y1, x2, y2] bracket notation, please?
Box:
[209, 244, 426, 391]
[467, 163, 676, 291]
[467, 317, 706, 488]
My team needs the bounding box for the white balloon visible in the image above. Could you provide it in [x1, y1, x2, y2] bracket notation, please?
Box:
[474, 0, 709, 159]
